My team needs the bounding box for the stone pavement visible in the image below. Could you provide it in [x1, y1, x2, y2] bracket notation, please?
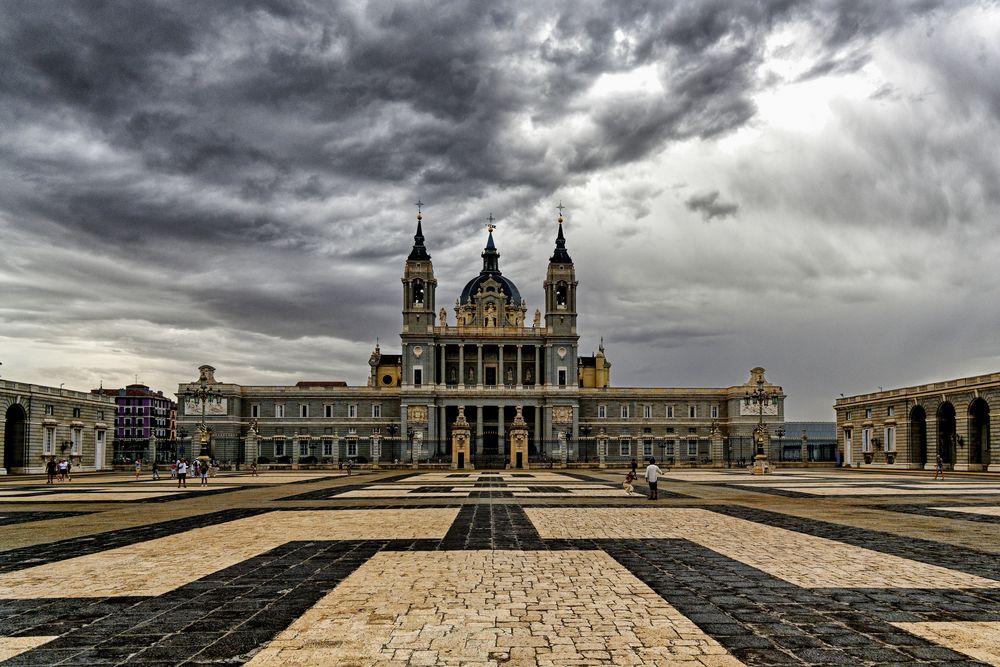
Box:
[1, 467, 999, 665]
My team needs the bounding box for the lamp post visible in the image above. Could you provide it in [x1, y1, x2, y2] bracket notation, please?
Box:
[407, 427, 416, 466]
[776, 427, 785, 462]
[580, 425, 592, 463]
[183, 374, 223, 465]
[744, 375, 781, 474]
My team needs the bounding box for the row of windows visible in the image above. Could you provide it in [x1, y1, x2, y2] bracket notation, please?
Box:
[250, 404, 383, 419]
[273, 438, 361, 458]
[600, 437, 701, 457]
[844, 426, 896, 452]
[43, 405, 92, 419]
[596, 404, 719, 419]
[844, 406, 895, 421]
[44, 426, 103, 455]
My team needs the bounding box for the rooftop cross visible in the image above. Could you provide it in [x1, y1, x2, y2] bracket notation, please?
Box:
[415, 199, 424, 213]
[486, 212, 496, 233]
[556, 201, 566, 218]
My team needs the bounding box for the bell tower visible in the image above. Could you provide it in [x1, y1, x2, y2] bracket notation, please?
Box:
[544, 204, 577, 335]
[402, 202, 437, 334]
[543, 203, 579, 389]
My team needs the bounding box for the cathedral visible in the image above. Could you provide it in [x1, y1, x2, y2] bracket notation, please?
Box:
[178, 209, 785, 468]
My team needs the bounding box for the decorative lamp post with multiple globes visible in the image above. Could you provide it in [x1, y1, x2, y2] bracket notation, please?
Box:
[744, 374, 781, 475]
[183, 371, 223, 466]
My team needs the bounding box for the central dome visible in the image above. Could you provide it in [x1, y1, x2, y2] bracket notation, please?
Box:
[458, 228, 522, 305]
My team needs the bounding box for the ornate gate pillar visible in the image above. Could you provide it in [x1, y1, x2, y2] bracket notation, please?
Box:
[508, 406, 529, 470]
[451, 407, 473, 470]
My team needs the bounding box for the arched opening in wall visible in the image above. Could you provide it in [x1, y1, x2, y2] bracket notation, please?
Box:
[909, 405, 927, 467]
[937, 402, 956, 465]
[3, 404, 28, 473]
[969, 398, 990, 466]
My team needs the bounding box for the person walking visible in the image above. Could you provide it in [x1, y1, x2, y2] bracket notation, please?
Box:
[645, 458, 665, 501]
[200, 460, 209, 486]
[170, 460, 177, 479]
[65, 458, 72, 482]
[250, 460, 258, 477]
[151, 460, 160, 480]
[630, 458, 638, 477]
[176, 459, 188, 488]
[57, 459, 67, 482]
[46, 457, 57, 484]
[134, 459, 142, 479]
[934, 453, 944, 480]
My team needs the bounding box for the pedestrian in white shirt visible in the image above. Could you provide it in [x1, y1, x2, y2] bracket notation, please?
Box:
[645, 458, 665, 500]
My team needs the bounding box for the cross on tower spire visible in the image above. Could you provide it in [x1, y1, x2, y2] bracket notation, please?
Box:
[486, 212, 496, 233]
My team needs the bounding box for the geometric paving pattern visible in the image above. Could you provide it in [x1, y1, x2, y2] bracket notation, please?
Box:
[2, 468, 1000, 665]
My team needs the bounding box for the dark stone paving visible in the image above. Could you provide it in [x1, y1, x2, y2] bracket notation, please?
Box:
[604, 538, 988, 665]
[274, 472, 417, 500]
[0, 512, 91, 527]
[438, 504, 546, 550]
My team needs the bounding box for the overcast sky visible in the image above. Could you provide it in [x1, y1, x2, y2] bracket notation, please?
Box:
[2, 1, 999, 420]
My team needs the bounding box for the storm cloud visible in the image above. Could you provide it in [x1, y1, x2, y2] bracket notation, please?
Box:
[1, 0, 998, 419]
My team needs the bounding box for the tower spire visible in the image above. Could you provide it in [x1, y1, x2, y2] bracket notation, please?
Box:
[407, 200, 431, 261]
[481, 213, 500, 274]
[550, 201, 572, 264]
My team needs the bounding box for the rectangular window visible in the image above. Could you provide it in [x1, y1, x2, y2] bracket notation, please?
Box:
[711, 405, 719, 419]
[372, 404, 381, 418]
[642, 405, 652, 419]
[688, 405, 697, 419]
[348, 404, 357, 418]
[44, 427, 55, 454]
[97, 410, 104, 421]
[666, 427, 674, 434]
[274, 439, 285, 457]
[687, 439, 698, 457]
[666, 405, 674, 419]
[643, 438, 653, 457]
[72, 407, 81, 418]
[95, 429, 105, 453]
[862, 428, 873, 452]
[865, 408, 872, 419]
[300, 404, 309, 418]
[71, 428, 82, 454]
[324, 404, 333, 418]
[845, 411, 852, 421]
[665, 439, 675, 455]
[619, 438, 631, 457]
[413, 367, 422, 386]
[299, 439, 309, 456]
[887, 405, 895, 417]
[688, 427, 697, 434]
[251, 404, 260, 418]
[347, 439, 358, 457]
[597, 404, 606, 419]
[275, 404, 285, 418]
[620, 404, 630, 419]
[558, 368, 567, 387]
[44, 404, 54, 416]
[323, 438, 334, 457]
[884, 426, 896, 452]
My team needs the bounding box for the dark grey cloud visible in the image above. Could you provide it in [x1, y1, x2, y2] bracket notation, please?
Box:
[0, 0, 994, 421]
[685, 190, 740, 220]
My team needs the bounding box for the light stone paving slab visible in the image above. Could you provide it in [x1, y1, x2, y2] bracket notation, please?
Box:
[525, 508, 1000, 590]
[245, 550, 744, 667]
[893, 621, 1000, 665]
[0, 636, 57, 661]
[929, 506, 1000, 517]
[0, 508, 458, 599]
[753, 485, 1000, 496]
[0, 491, 183, 502]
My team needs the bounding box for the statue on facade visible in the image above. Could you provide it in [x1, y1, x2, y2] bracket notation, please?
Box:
[439, 307, 447, 326]
[533, 309, 541, 328]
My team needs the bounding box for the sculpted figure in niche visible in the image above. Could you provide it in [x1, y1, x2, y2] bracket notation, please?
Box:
[524, 367, 533, 384]
[506, 367, 514, 384]
[449, 367, 457, 383]
[485, 302, 498, 327]
[467, 366, 475, 382]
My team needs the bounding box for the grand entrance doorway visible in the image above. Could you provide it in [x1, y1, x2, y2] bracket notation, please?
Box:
[909, 405, 927, 467]
[4, 404, 28, 473]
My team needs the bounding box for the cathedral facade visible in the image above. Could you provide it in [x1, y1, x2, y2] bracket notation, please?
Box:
[178, 212, 784, 468]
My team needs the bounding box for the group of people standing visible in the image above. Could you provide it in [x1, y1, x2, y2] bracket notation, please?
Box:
[171, 459, 211, 487]
[623, 457, 666, 500]
[45, 458, 72, 484]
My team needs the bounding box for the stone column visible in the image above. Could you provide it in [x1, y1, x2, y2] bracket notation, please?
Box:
[246, 428, 258, 467]
[371, 435, 381, 469]
[498, 404, 506, 454]
[148, 433, 157, 466]
[458, 346, 465, 386]
[954, 408, 970, 471]
[516, 345, 523, 386]
[709, 430, 723, 467]
[800, 432, 808, 465]
[332, 434, 340, 466]
[598, 436, 606, 468]
[535, 347, 541, 386]
[989, 408, 1000, 472]
[498, 344, 505, 385]
[439, 344, 445, 385]
[534, 407, 542, 454]
[925, 409, 939, 472]
[477, 344, 483, 387]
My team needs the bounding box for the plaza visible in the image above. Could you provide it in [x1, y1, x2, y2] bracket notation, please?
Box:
[1, 467, 1000, 665]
